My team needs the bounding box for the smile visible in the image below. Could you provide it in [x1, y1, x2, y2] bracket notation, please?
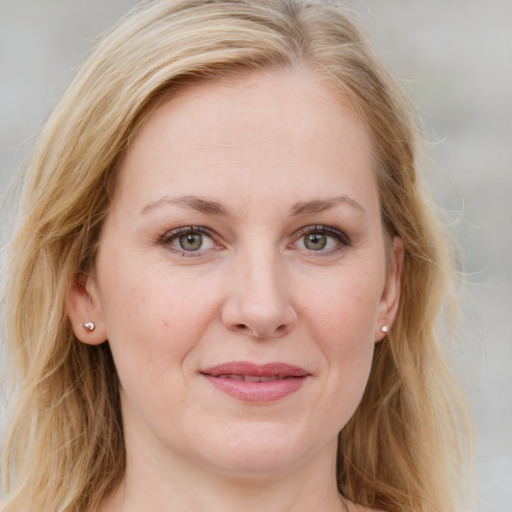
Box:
[201, 362, 310, 403]
[216, 374, 292, 382]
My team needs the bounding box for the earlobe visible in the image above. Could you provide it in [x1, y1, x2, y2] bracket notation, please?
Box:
[375, 237, 404, 343]
[65, 274, 107, 345]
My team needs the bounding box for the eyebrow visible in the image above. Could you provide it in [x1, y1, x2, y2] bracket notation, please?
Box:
[290, 196, 366, 217]
[141, 195, 232, 217]
[141, 194, 365, 217]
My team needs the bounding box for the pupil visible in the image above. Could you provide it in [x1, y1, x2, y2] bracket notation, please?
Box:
[179, 233, 202, 251]
[305, 233, 327, 250]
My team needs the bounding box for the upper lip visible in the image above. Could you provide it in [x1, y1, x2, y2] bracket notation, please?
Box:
[201, 361, 310, 378]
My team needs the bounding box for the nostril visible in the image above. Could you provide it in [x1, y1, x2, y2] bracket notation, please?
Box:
[232, 322, 290, 338]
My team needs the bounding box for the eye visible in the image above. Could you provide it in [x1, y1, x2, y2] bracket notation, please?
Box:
[303, 232, 329, 251]
[176, 232, 205, 251]
[160, 227, 217, 255]
[293, 225, 350, 253]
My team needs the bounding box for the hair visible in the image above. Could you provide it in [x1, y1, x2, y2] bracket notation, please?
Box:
[1, 1, 473, 511]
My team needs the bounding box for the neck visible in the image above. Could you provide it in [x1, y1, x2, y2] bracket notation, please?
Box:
[102, 436, 348, 512]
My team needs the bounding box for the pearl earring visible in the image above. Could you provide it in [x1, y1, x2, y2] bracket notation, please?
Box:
[381, 325, 389, 333]
[83, 322, 95, 331]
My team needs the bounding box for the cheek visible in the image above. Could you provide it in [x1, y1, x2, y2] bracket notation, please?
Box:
[301, 266, 382, 344]
[298, 267, 381, 399]
[96, 254, 218, 392]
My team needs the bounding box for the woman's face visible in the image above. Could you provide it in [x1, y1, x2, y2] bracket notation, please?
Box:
[68, 69, 402, 477]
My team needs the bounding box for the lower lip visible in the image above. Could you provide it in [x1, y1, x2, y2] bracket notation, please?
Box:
[203, 375, 307, 403]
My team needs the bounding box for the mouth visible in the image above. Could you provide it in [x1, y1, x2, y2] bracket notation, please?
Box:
[214, 374, 295, 382]
[200, 361, 310, 403]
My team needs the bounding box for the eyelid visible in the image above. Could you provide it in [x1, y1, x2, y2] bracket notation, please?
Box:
[292, 225, 351, 252]
[157, 224, 350, 257]
[296, 225, 350, 243]
[160, 225, 213, 243]
[159, 226, 220, 257]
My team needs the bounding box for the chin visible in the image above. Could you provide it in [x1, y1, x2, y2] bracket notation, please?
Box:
[186, 420, 333, 478]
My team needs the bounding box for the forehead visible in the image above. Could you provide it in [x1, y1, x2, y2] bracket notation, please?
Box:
[139, 68, 367, 148]
[113, 68, 377, 216]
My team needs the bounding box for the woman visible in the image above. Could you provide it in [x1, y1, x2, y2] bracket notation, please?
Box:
[1, 1, 473, 511]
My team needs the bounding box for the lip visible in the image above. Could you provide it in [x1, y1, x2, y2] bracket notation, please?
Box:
[201, 361, 310, 403]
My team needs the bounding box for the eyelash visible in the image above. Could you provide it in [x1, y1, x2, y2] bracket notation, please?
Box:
[158, 224, 351, 257]
[159, 226, 219, 258]
[293, 225, 351, 255]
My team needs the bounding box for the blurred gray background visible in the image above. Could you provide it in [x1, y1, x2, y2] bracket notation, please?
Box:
[0, 1, 511, 510]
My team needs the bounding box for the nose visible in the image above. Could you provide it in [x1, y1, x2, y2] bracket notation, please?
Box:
[221, 251, 297, 339]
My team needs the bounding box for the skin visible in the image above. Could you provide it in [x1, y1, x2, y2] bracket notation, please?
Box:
[67, 67, 402, 512]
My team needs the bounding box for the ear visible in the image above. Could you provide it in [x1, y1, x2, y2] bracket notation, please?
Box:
[65, 273, 108, 345]
[375, 237, 404, 343]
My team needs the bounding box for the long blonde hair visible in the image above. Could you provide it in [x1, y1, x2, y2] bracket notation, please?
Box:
[1, 1, 472, 510]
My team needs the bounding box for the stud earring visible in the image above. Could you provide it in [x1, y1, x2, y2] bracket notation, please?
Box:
[381, 325, 389, 333]
[83, 322, 95, 331]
